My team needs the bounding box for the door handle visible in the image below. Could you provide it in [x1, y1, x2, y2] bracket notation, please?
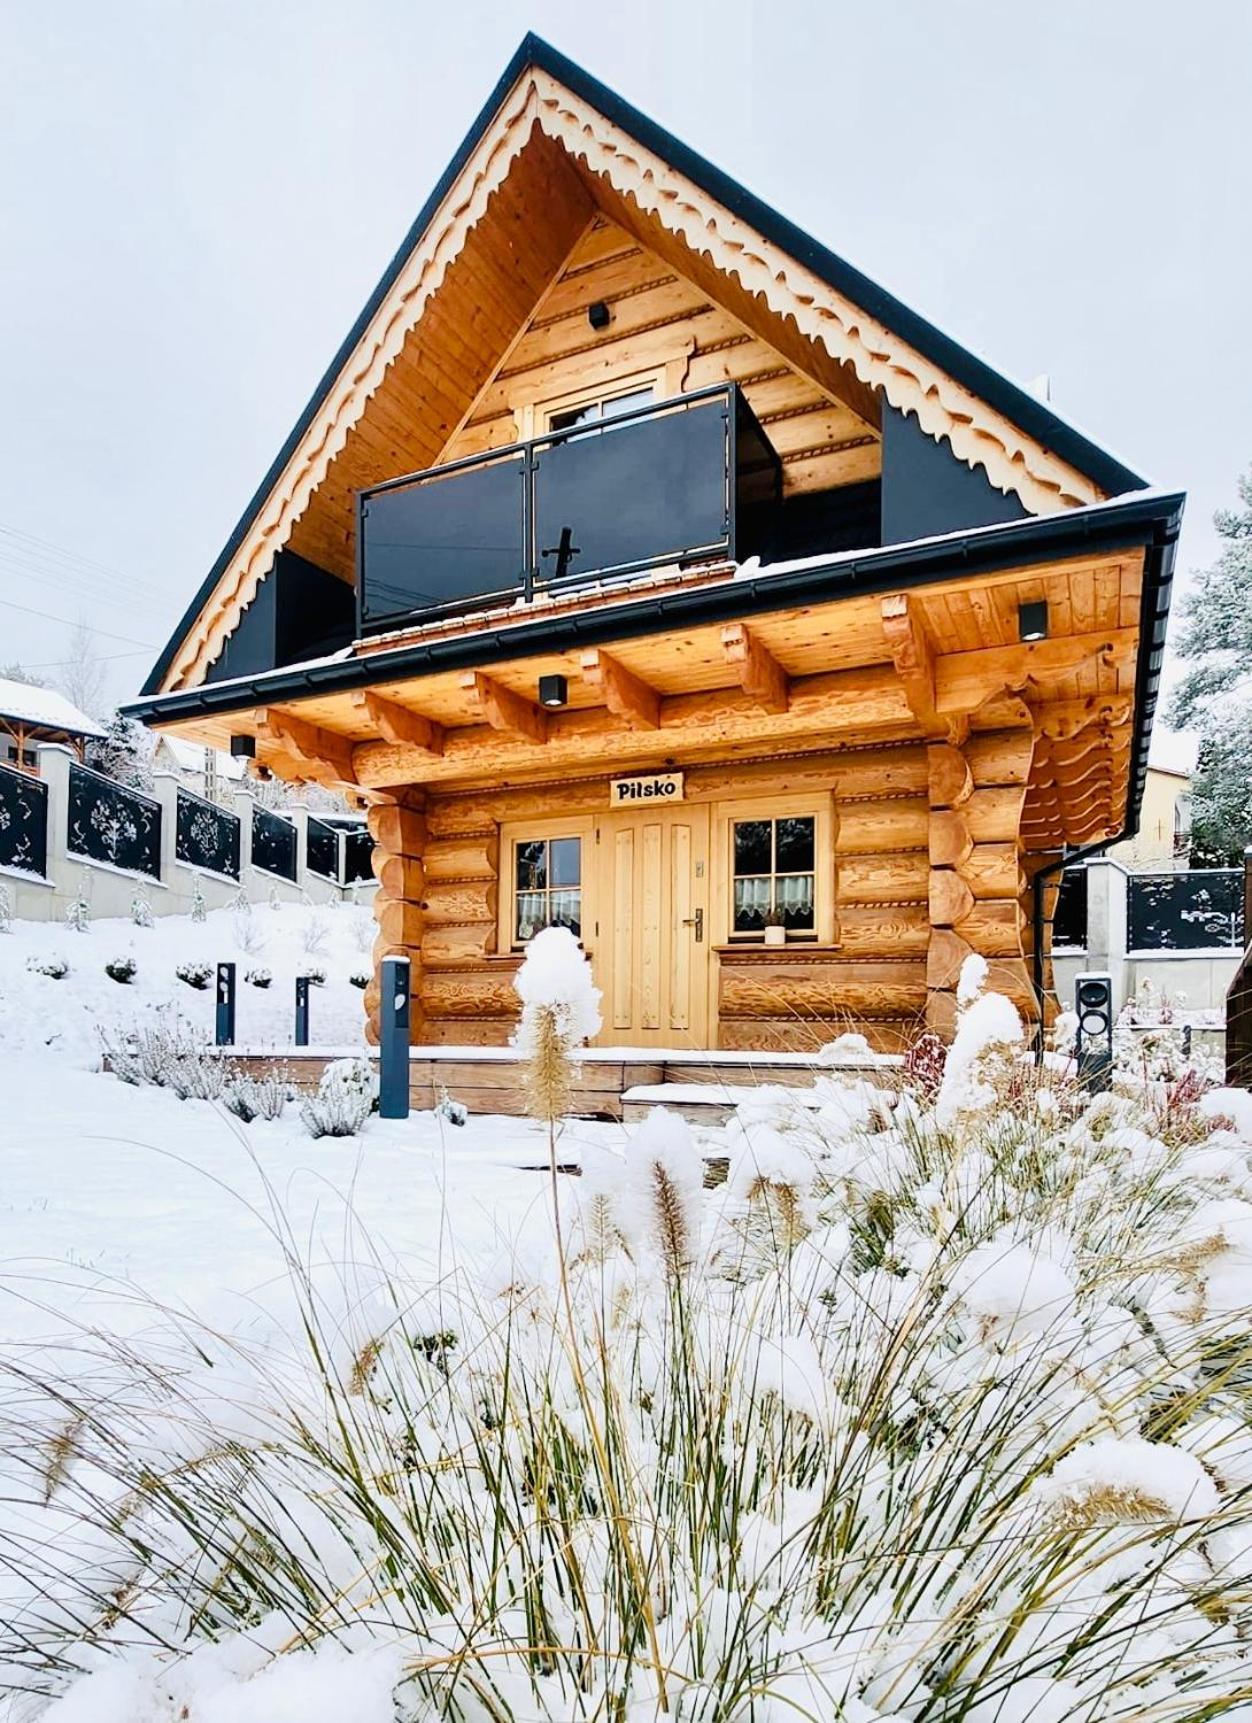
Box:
[682, 908, 704, 942]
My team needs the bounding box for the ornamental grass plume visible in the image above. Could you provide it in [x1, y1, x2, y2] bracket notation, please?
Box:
[8, 964, 1252, 1721]
[511, 925, 601, 1124]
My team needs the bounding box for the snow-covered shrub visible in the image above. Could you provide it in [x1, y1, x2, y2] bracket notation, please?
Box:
[100, 1015, 206, 1089]
[129, 888, 154, 928]
[25, 953, 68, 980]
[348, 968, 370, 990]
[189, 879, 207, 923]
[233, 899, 265, 955]
[301, 913, 329, 956]
[434, 1087, 467, 1126]
[12, 966, 1252, 1723]
[104, 955, 136, 984]
[299, 1055, 377, 1138]
[0, 881, 11, 933]
[267, 884, 282, 911]
[63, 889, 90, 933]
[224, 1067, 291, 1122]
[165, 1046, 228, 1102]
[301, 964, 327, 987]
[175, 959, 213, 990]
[245, 964, 272, 989]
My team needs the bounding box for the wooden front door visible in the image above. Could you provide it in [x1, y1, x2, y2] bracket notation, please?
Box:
[594, 805, 710, 1047]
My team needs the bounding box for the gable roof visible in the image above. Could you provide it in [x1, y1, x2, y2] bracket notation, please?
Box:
[142, 32, 1147, 699]
[0, 676, 105, 739]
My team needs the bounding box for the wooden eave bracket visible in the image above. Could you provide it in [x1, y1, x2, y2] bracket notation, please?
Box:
[580, 648, 660, 729]
[459, 671, 548, 743]
[352, 690, 445, 754]
[880, 593, 967, 744]
[721, 624, 789, 714]
[252, 708, 358, 788]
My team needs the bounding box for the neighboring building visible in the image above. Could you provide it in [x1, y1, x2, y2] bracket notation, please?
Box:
[1108, 731, 1197, 870]
[126, 35, 1181, 1053]
[151, 734, 247, 804]
[0, 677, 104, 773]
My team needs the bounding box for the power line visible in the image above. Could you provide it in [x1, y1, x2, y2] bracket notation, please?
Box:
[0, 595, 157, 651]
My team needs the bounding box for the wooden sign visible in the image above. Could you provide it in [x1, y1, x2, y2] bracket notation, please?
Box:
[609, 771, 684, 807]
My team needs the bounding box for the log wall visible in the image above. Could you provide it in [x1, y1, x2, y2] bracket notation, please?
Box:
[369, 734, 1045, 1051]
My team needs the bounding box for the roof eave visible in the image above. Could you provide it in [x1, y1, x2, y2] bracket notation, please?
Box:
[125, 489, 1183, 838]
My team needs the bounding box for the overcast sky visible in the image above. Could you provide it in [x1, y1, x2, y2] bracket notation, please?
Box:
[1, 0, 1248, 710]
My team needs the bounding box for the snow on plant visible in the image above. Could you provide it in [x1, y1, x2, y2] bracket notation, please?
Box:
[100, 1014, 219, 1096]
[224, 1066, 292, 1122]
[300, 912, 329, 956]
[245, 964, 272, 988]
[189, 878, 207, 923]
[349, 968, 370, 989]
[24, 952, 68, 979]
[301, 963, 327, 986]
[104, 954, 136, 984]
[299, 1054, 376, 1138]
[128, 887, 153, 928]
[175, 958, 213, 990]
[0, 880, 11, 933]
[512, 925, 601, 1121]
[6, 971, 1252, 1721]
[63, 885, 90, 933]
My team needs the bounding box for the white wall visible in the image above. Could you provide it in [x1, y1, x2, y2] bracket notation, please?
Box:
[1051, 858, 1240, 1018]
[0, 745, 375, 923]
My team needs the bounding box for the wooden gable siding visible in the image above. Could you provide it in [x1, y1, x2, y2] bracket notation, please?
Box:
[440, 216, 880, 495]
[284, 129, 595, 582]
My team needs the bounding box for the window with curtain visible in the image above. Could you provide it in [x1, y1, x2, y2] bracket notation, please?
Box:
[513, 835, 583, 945]
[731, 815, 816, 938]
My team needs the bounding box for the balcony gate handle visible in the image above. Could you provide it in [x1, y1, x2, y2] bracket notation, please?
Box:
[681, 908, 704, 942]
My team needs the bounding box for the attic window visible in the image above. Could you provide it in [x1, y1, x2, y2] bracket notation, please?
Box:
[547, 384, 656, 435]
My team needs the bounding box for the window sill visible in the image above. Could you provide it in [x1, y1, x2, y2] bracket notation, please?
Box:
[714, 943, 841, 959]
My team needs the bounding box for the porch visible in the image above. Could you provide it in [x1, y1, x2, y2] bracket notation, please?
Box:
[228, 1041, 903, 1121]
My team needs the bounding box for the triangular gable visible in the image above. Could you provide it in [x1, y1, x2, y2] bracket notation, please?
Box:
[147, 34, 1145, 696]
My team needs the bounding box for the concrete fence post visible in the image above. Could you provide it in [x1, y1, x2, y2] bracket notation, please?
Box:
[1082, 859, 1129, 1013]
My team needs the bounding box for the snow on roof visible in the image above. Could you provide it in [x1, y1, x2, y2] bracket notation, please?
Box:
[0, 677, 105, 739]
[156, 734, 247, 778]
[1148, 730, 1199, 778]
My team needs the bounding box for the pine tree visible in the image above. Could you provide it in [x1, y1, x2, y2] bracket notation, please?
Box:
[87, 711, 155, 791]
[190, 879, 207, 924]
[1167, 465, 1252, 866]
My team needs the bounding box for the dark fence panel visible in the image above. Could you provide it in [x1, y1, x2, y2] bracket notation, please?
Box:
[306, 816, 339, 881]
[1128, 869, 1244, 952]
[251, 806, 297, 880]
[67, 763, 160, 877]
[342, 826, 373, 885]
[0, 762, 48, 877]
[175, 788, 240, 880]
[1052, 867, 1089, 950]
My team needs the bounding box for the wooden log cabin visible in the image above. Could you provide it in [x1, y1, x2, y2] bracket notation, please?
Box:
[127, 35, 1182, 1056]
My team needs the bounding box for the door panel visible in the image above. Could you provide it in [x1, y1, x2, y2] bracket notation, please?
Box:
[595, 806, 709, 1047]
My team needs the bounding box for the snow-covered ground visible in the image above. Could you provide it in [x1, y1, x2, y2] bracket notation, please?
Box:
[0, 899, 377, 1064]
[0, 905, 619, 1349]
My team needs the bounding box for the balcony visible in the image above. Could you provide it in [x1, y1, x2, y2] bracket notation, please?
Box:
[356, 385, 783, 636]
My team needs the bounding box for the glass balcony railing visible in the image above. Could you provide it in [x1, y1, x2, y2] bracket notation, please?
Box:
[355, 384, 780, 634]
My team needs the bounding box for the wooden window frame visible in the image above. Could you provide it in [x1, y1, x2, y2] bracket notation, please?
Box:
[513, 360, 689, 441]
[711, 794, 837, 947]
[498, 813, 596, 954]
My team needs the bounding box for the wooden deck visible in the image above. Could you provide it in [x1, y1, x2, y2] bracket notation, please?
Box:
[227, 1044, 902, 1120]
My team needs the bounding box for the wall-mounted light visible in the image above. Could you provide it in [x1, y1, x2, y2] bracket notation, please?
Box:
[1018, 601, 1049, 643]
[229, 734, 256, 758]
[587, 300, 611, 331]
[538, 673, 569, 709]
